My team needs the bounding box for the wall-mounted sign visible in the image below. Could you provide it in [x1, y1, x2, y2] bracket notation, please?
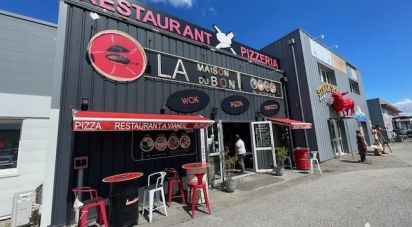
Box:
[88, 30, 147, 82]
[147, 51, 283, 99]
[260, 100, 280, 116]
[221, 95, 249, 115]
[316, 83, 337, 101]
[167, 89, 209, 113]
[79, 0, 279, 69]
[133, 131, 195, 160]
[242, 76, 282, 98]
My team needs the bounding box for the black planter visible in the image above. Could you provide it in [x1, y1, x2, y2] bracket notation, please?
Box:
[275, 166, 284, 176]
[223, 180, 237, 193]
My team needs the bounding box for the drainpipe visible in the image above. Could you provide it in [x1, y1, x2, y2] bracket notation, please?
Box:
[288, 38, 309, 148]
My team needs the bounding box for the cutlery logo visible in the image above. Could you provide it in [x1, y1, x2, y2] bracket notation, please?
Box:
[213, 25, 236, 55]
[88, 30, 147, 82]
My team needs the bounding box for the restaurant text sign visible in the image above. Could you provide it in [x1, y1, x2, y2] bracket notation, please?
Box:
[167, 89, 210, 113]
[78, 0, 279, 68]
[73, 121, 211, 131]
[146, 51, 283, 99]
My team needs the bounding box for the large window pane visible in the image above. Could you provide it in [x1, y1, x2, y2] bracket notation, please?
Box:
[0, 121, 22, 169]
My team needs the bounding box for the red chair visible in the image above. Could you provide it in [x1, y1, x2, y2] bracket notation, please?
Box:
[164, 168, 186, 206]
[188, 173, 211, 218]
[72, 187, 108, 227]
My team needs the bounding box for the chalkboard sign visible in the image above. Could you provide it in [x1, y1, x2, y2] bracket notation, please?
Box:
[253, 123, 272, 148]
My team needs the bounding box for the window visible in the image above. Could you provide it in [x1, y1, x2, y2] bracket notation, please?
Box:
[318, 65, 336, 85]
[0, 121, 22, 170]
[349, 79, 360, 95]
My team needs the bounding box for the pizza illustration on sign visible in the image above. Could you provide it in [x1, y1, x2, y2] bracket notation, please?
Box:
[88, 30, 147, 82]
[179, 135, 191, 149]
[168, 136, 179, 150]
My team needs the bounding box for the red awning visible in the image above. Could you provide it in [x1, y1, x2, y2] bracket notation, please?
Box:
[72, 110, 215, 132]
[268, 117, 312, 130]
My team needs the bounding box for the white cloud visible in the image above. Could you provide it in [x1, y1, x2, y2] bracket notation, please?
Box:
[393, 98, 412, 115]
[208, 7, 217, 16]
[147, 0, 195, 8]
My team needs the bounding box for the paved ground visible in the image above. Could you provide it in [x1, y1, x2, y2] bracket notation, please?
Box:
[167, 140, 412, 227]
[2, 140, 410, 227]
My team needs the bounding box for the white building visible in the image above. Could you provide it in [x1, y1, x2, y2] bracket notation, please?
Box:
[0, 10, 56, 219]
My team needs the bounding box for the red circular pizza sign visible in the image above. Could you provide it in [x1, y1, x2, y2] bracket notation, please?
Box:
[88, 30, 147, 82]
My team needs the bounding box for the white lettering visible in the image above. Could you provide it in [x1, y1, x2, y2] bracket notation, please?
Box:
[172, 59, 189, 81]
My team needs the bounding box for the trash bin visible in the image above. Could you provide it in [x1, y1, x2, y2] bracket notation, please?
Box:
[293, 147, 310, 170]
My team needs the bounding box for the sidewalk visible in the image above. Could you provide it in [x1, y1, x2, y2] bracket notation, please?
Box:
[137, 140, 412, 227]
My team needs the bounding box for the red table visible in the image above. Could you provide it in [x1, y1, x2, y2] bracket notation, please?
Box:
[102, 172, 143, 183]
[102, 172, 143, 227]
[182, 162, 209, 170]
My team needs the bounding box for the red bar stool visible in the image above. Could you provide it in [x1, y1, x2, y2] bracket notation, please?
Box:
[164, 167, 186, 206]
[188, 172, 211, 218]
[72, 187, 108, 227]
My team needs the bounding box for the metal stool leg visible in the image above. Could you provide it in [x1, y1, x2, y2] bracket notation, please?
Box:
[315, 159, 322, 175]
[160, 188, 168, 216]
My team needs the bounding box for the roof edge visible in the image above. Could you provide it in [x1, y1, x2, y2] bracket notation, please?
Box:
[0, 9, 57, 28]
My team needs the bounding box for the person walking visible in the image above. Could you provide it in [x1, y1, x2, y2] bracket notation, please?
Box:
[235, 134, 246, 174]
[356, 129, 368, 162]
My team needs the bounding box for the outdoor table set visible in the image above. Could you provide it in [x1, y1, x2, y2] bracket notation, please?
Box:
[72, 162, 211, 227]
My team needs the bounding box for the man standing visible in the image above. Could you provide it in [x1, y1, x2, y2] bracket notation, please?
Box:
[235, 134, 246, 174]
[356, 129, 368, 162]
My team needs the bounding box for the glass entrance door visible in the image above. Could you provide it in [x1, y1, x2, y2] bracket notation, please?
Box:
[206, 121, 223, 184]
[328, 119, 345, 156]
[250, 121, 275, 172]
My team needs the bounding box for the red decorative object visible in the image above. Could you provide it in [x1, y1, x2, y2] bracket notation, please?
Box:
[331, 92, 355, 116]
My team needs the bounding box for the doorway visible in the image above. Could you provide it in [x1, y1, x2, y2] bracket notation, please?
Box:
[222, 122, 254, 172]
[328, 119, 349, 156]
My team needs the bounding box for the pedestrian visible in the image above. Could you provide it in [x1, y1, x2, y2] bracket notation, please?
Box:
[356, 129, 368, 162]
[235, 134, 246, 174]
[371, 125, 383, 156]
[375, 125, 389, 154]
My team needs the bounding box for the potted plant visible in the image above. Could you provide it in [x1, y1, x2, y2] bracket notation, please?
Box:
[273, 146, 288, 176]
[222, 150, 237, 193]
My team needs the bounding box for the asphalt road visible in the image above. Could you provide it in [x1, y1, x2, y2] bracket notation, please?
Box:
[175, 141, 412, 227]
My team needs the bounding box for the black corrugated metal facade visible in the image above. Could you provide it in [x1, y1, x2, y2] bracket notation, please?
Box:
[52, 1, 285, 224]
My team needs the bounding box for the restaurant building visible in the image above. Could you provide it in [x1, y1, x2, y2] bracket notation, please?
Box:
[42, 0, 289, 225]
[367, 98, 401, 140]
[0, 11, 56, 219]
[262, 29, 372, 161]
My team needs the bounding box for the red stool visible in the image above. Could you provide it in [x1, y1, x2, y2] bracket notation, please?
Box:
[72, 187, 108, 227]
[165, 168, 186, 206]
[188, 173, 211, 218]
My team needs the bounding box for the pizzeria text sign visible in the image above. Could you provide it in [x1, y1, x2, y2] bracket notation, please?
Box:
[76, 0, 279, 69]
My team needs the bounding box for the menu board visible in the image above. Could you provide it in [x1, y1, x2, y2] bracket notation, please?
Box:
[133, 130, 195, 160]
[253, 123, 272, 148]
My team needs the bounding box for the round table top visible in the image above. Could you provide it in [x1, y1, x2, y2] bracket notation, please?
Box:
[102, 172, 144, 183]
[182, 162, 209, 170]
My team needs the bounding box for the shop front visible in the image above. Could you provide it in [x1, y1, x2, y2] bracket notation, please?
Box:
[43, 0, 287, 225]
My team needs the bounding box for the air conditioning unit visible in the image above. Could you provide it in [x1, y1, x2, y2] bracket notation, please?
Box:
[11, 190, 35, 227]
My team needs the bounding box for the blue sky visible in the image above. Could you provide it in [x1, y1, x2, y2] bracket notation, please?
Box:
[1, 0, 411, 114]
